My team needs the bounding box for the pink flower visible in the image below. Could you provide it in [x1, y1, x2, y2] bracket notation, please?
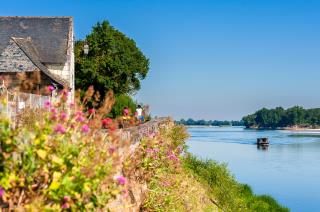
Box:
[108, 146, 116, 154]
[60, 112, 68, 121]
[51, 108, 57, 114]
[148, 132, 156, 138]
[102, 118, 112, 127]
[54, 124, 66, 134]
[61, 203, 70, 209]
[44, 100, 51, 109]
[75, 111, 83, 116]
[81, 124, 90, 133]
[63, 196, 70, 202]
[76, 115, 85, 122]
[0, 187, 4, 197]
[161, 180, 171, 187]
[116, 176, 127, 185]
[122, 189, 129, 198]
[167, 151, 179, 162]
[47, 85, 55, 92]
[88, 108, 95, 115]
[69, 102, 75, 108]
[146, 148, 154, 154]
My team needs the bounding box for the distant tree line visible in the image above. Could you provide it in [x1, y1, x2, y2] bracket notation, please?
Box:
[176, 119, 244, 126]
[242, 106, 320, 129]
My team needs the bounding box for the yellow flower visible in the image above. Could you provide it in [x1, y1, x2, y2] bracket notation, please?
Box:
[36, 149, 47, 159]
[34, 139, 41, 145]
[52, 155, 64, 166]
[49, 181, 60, 190]
[49, 172, 62, 190]
[4, 139, 11, 144]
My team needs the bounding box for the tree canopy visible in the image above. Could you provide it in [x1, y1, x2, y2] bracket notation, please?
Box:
[242, 106, 320, 129]
[75, 20, 149, 101]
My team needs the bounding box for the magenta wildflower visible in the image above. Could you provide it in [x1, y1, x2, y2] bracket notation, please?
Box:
[108, 146, 116, 154]
[88, 108, 95, 115]
[63, 196, 70, 202]
[75, 111, 83, 116]
[0, 187, 4, 197]
[61, 202, 70, 209]
[167, 151, 179, 162]
[148, 132, 156, 138]
[54, 124, 66, 134]
[50, 108, 57, 114]
[76, 115, 85, 122]
[161, 180, 171, 187]
[60, 112, 68, 121]
[122, 189, 129, 198]
[47, 85, 55, 92]
[116, 176, 127, 185]
[69, 102, 75, 108]
[102, 118, 112, 128]
[146, 148, 154, 154]
[81, 124, 90, 133]
[70, 123, 76, 129]
[44, 100, 51, 109]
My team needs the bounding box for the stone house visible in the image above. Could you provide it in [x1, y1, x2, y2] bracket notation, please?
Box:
[0, 16, 74, 96]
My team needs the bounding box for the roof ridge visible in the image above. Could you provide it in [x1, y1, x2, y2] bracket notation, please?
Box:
[0, 16, 72, 19]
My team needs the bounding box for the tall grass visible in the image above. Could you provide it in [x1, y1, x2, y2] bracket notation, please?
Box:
[183, 154, 290, 212]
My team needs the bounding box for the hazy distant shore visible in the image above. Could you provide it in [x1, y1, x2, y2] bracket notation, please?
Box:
[246, 126, 320, 132]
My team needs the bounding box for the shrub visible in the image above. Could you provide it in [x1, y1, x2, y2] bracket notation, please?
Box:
[0, 88, 127, 211]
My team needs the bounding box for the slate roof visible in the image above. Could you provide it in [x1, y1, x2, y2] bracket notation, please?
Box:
[11, 37, 69, 87]
[0, 16, 72, 64]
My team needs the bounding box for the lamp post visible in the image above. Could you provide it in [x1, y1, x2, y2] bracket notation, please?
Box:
[83, 43, 89, 55]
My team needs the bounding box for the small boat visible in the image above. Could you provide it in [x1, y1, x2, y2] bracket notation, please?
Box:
[257, 137, 269, 146]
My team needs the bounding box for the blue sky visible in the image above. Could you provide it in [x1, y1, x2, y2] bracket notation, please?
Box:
[2, 0, 320, 120]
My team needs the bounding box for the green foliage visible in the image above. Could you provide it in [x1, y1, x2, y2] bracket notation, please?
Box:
[183, 154, 289, 212]
[177, 118, 243, 126]
[243, 106, 320, 129]
[75, 20, 149, 102]
[110, 94, 137, 118]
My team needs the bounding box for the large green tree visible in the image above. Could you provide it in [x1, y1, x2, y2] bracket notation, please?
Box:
[75, 21, 149, 101]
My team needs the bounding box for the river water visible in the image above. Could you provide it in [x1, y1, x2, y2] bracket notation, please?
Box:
[187, 126, 320, 212]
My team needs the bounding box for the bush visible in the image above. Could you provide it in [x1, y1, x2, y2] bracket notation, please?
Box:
[0, 89, 127, 211]
[110, 94, 137, 118]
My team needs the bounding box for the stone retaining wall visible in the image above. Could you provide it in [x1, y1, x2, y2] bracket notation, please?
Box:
[107, 117, 173, 211]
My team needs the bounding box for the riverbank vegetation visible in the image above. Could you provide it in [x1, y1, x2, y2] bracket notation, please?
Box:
[131, 124, 288, 211]
[177, 119, 243, 126]
[183, 155, 289, 212]
[243, 106, 320, 129]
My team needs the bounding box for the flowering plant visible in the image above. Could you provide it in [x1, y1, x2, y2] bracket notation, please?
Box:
[0, 88, 126, 210]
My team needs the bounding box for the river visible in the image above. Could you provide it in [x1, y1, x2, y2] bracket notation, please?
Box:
[187, 126, 320, 212]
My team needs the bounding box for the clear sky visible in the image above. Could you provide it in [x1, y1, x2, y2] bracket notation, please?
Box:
[2, 0, 320, 120]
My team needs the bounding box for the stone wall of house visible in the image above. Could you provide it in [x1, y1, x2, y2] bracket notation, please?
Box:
[0, 40, 38, 73]
[46, 20, 74, 96]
